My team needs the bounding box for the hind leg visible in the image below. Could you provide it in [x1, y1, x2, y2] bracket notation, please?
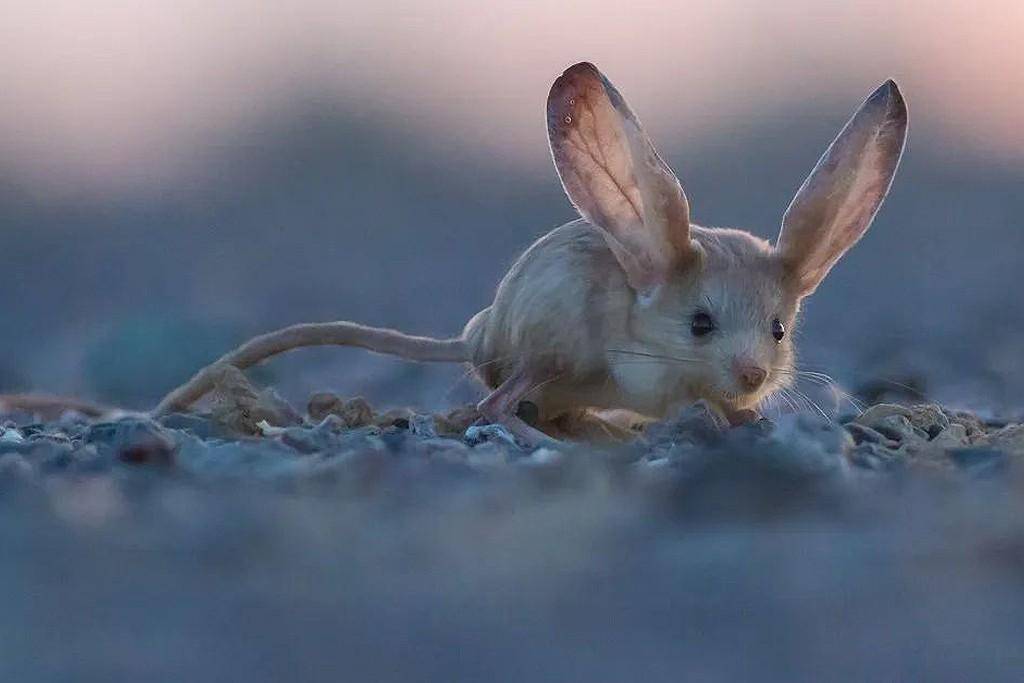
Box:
[544, 408, 649, 442]
[477, 368, 560, 447]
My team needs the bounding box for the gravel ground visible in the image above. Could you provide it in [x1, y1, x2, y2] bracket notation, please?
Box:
[2, 395, 1024, 682]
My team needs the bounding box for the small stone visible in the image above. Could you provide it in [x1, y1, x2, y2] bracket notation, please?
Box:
[848, 442, 902, 471]
[854, 403, 911, 428]
[644, 400, 728, 448]
[378, 426, 409, 451]
[524, 447, 563, 466]
[87, 418, 176, 467]
[17, 423, 46, 437]
[375, 408, 413, 429]
[409, 414, 438, 438]
[872, 414, 929, 444]
[280, 427, 323, 454]
[435, 405, 481, 436]
[308, 394, 376, 429]
[762, 413, 854, 476]
[256, 420, 287, 437]
[307, 392, 342, 422]
[465, 424, 520, 449]
[313, 414, 348, 434]
[907, 404, 950, 439]
[28, 431, 73, 447]
[158, 412, 218, 439]
[948, 410, 988, 443]
[988, 424, 1024, 454]
[0, 427, 25, 444]
[260, 388, 304, 425]
[845, 422, 900, 449]
[929, 423, 970, 450]
[207, 366, 302, 435]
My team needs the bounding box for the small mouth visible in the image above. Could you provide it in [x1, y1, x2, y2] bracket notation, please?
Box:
[690, 380, 764, 412]
[712, 387, 764, 411]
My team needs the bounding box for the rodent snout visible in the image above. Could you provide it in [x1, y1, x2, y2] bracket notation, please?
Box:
[733, 360, 767, 393]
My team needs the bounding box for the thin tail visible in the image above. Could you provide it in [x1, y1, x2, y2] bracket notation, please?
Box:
[152, 321, 467, 416]
[0, 393, 115, 420]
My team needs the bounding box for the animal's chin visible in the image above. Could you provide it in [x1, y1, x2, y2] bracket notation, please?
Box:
[706, 388, 764, 412]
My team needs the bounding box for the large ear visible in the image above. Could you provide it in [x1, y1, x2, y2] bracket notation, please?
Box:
[547, 62, 696, 296]
[776, 80, 908, 297]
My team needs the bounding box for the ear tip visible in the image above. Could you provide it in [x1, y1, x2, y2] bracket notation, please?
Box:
[547, 62, 608, 131]
[561, 62, 601, 78]
[550, 62, 603, 94]
[884, 78, 907, 109]
[868, 78, 909, 123]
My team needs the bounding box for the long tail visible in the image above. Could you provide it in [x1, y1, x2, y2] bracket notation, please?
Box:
[0, 393, 115, 420]
[151, 321, 467, 416]
[0, 322, 466, 421]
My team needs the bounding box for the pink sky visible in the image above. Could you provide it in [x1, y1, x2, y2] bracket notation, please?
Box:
[1, 1, 1021, 196]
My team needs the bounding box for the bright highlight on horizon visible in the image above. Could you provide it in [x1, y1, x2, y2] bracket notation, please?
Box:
[1, 1, 1020, 196]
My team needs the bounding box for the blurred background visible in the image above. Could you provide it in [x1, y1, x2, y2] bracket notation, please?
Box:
[1, 0, 1022, 414]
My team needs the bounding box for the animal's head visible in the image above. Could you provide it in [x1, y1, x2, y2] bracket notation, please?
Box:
[547, 62, 907, 413]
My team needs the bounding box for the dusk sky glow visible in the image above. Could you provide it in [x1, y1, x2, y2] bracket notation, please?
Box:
[1, 1, 1021, 195]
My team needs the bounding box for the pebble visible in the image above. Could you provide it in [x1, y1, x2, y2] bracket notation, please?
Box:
[848, 442, 902, 471]
[465, 424, 521, 449]
[644, 401, 727, 449]
[280, 427, 325, 454]
[158, 413, 219, 440]
[435, 405, 482, 436]
[845, 423, 900, 449]
[907, 404, 950, 439]
[409, 414, 439, 438]
[988, 424, 1024, 454]
[308, 394, 375, 428]
[929, 423, 970, 450]
[0, 397, 1019, 487]
[0, 427, 25, 444]
[872, 414, 929, 444]
[854, 403, 911, 427]
[527, 447, 563, 466]
[86, 418, 177, 467]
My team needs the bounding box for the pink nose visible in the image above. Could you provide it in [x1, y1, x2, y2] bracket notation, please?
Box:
[734, 361, 767, 392]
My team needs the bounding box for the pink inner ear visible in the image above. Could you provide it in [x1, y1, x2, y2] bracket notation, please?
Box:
[547, 62, 693, 293]
[777, 80, 908, 296]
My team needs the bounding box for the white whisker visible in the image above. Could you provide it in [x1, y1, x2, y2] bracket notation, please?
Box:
[789, 386, 832, 421]
[605, 349, 704, 364]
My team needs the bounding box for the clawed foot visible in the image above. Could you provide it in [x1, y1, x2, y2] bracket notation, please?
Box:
[465, 420, 560, 450]
[475, 371, 563, 449]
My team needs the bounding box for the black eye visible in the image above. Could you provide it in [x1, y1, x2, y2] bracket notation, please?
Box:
[691, 311, 715, 337]
[771, 318, 785, 342]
